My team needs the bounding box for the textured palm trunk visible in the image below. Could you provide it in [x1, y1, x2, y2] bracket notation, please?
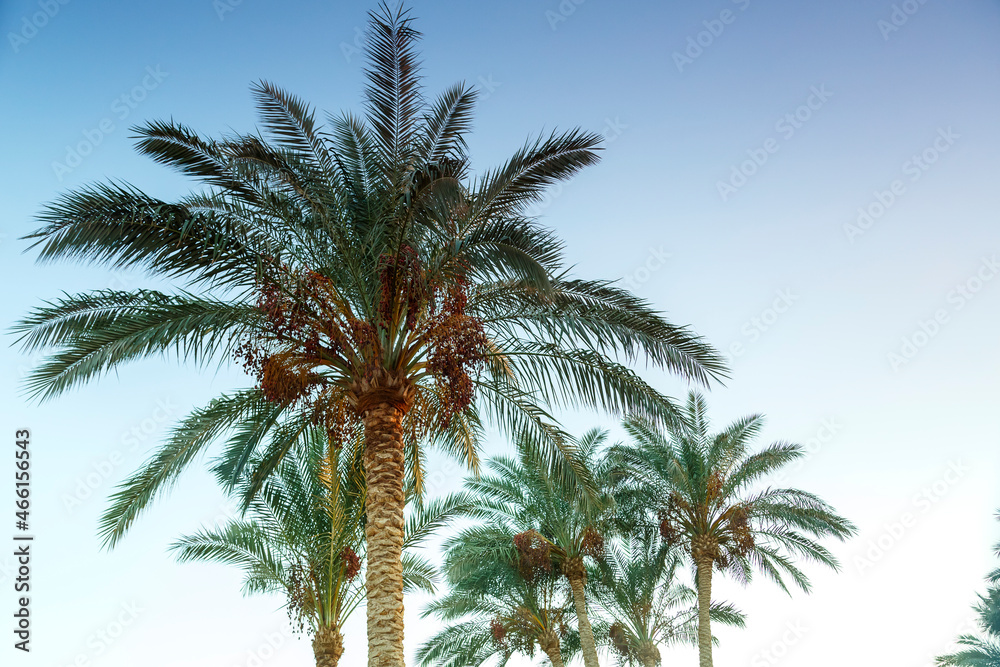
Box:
[568, 576, 601, 667]
[540, 632, 565, 667]
[696, 559, 714, 667]
[362, 400, 408, 667]
[313, 626, 344, 667]
[637, 641, 659, 667]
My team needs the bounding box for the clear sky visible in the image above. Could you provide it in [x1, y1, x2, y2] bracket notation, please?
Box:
[2, 0, 1000, 665]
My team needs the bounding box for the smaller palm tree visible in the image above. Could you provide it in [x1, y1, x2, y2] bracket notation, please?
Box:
[613, 393, 856, 667]
[418, 525, 579, 667]
[937, 587, 1000, 666]
[590, 533, 745, 667]
[171, 427, 464, 666]
[457, 430, 612, 667]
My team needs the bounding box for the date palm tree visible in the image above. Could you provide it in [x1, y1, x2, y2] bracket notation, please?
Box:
[171, 426, 466, 666]
[612, 393, 855, 667]
[938, 512, 1000, 667]
[937, 587, 1000, 667]
[418, 525, 579, 667]
[14, 5, 725, 665]
[590, 534, 744, 667]
[458, 430, 613, 667]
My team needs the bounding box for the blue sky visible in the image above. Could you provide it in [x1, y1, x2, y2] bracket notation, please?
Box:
[2, 0, 1000, 665]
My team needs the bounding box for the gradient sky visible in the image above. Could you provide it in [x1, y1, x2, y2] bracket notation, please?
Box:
[2, 1, 1000, 665]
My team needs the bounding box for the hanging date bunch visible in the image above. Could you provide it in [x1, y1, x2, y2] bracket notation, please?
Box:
[421, 276, 489, 426]
[513, 529, 554, 582]
[235, 264, 375, 442]
[340, 546, 362, 580]
[286, 558, 319, 634]
[726, 504, 755, 554]
[657, 492, 689, 547]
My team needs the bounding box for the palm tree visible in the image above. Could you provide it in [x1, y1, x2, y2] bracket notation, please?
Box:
[14, 5, 726, 665]
[418, 526, 579, 667]
[937, 587, 1000, 666]
[612, 393, 856, 667]
[457, 430, 612, 667]
[938, 512, 1000, 666]
[170, 426, 465, 666]
[589, 532, 744, 667]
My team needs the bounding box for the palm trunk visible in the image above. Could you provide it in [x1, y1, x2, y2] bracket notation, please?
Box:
[313, 626, 344, 667]
[637, 641, 659, 667]
[540, 632, 565, 667]
[568, 576, 600, 667]
[362, 400, 408, 667]
[696, 559, 713, 667]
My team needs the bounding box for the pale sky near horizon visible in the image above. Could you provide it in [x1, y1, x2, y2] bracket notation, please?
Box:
[2, 1, 1000, 666]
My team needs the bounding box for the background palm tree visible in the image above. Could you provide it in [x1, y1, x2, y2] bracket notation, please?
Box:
[418, 526, 579, 667]
[15, 4, 725, 664]
[458, 430, 612, 667]
[612, 393, 855, 667]
[170, 426, 465, 666]
[937, 587, 1000, 667]
[938, 511, 1000, 667]
[590, 534, 745, 667]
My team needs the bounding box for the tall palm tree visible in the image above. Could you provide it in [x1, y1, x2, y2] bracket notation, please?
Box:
[418, 526, 579, 667]
[612, 393, 855, 667]
[458, 430, 612, 667]
[937, 587, 1000, 667]
[14, 5, 725, 665]
[589, 534, 745, 667]
[170, 426, 465, 666]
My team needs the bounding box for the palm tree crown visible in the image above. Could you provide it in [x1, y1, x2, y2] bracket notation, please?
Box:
[612, 392, 856, 667]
